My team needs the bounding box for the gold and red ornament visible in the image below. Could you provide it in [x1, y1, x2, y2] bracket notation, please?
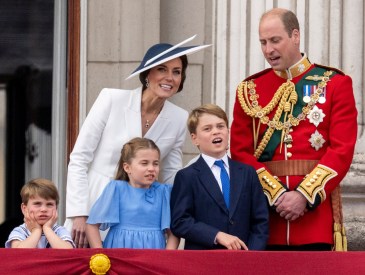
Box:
[89, 253, 111, 275]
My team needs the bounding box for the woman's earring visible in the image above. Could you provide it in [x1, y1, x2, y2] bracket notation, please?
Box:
[145, 78, 149, 88]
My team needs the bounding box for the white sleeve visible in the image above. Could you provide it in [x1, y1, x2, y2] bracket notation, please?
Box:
[66, 88, 112, 217]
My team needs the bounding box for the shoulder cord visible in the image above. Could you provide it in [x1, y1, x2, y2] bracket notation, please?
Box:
[237, 70, 333, 159]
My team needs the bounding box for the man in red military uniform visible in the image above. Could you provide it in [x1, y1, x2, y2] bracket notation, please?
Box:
[230, 8, 357, 250]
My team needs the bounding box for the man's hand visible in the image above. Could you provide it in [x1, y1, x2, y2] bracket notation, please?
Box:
[216, 231, 248, 250]
[275, 191, 308, 221]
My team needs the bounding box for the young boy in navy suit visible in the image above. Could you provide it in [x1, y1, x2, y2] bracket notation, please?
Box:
[170, 104, 268, 250]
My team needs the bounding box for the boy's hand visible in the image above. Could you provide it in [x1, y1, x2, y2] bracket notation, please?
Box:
[216, 231, 248, 250]
[43, 209, 58, 230]
[24, 209, 42, 233]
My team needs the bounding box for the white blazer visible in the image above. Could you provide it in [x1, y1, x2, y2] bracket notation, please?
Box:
[64, 87, 188, 230]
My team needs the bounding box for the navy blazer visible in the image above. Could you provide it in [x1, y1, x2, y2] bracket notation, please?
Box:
[170, 156, 269, 250]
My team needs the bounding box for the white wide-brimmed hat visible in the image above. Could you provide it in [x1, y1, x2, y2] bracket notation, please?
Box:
[126, 35, 210, 80]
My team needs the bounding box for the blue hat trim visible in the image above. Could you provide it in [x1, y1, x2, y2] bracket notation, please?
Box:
[126, 35, 210, 80]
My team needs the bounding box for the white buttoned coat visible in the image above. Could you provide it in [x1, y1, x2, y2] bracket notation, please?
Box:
[64, 87, 188, 232]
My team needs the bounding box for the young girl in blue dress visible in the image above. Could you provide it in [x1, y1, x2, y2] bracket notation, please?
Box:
[86, 137, 179, 249]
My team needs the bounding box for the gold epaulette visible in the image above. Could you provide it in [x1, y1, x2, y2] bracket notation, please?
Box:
[296, 164, 338, 204]
[244, 68, 272, 81]
[257, 168, 287, 206]
[314, 63, 345, 76]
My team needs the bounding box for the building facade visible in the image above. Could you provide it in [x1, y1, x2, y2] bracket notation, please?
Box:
[0, 0, 363, 249]
[78, 0, 365, 250]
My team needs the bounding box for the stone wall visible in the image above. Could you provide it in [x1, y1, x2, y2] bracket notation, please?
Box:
[83, 0, 365, 250]
[343, 152, 365, 250]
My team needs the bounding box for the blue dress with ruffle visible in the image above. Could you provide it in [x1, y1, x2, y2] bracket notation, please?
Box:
[87, 180, 172, 249]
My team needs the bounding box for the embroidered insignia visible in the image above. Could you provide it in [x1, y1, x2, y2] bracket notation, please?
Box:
[298, 63, 305, 73]
[257, 168, 287, 206]
[307, 105, 325, 127]
[309, 130, 326, 150]
[305, 75, 323, 81]
[296, 164, 337, 204]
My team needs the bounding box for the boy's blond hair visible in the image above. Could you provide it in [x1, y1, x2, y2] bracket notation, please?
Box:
[187, 103, 229, 134]
[20, 178, 60, 206]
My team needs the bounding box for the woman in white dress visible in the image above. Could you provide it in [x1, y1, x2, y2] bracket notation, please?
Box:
[64, 35, 210, 248]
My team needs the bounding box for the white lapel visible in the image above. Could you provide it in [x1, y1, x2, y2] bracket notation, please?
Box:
[125, 87, 143, 137]
[123, 87, 172, 140]
[144, 100, 172, 140]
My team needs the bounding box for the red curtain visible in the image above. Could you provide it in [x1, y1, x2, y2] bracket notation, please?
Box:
[1, 248, 364, 274]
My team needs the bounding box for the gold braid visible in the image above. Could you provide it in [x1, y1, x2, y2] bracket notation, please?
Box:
[253, 81, 294, 158]
[331, 186, 347, 251]
[238, 80, 295, 158]
[239, 80, 285, 118]
[237, 71, 333, 159]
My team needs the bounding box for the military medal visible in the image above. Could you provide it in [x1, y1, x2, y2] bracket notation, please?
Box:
[307, 105, 325, 127]
[237, 67, 333, 160]
[309, 130, 326, 150]
[318, 87, 326, 104]
[305, 75, 328, 104]
[303, 85, 315, 103]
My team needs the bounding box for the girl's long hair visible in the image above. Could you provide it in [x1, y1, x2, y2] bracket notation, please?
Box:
[115, 137, 160, 181]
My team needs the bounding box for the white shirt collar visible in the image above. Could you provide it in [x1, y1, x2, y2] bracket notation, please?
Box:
[201, 153, 229, 169]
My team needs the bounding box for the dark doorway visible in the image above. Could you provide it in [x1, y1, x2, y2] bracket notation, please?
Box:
[0, 0, 54, 246]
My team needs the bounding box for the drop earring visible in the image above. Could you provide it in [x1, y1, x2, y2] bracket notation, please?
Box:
[145, 78, 149, 87]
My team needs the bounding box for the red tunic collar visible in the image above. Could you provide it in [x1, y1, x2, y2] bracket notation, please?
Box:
[274, 53, 312, 79]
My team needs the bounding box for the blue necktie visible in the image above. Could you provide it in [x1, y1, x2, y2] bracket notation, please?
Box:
[215, 160, 230, 209]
